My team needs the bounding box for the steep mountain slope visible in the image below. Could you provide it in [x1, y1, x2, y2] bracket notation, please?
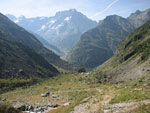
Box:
[0, 37, 59, 79]
[96, 21, 150, 82]
[66, 15, 134, 68]
[5, 14, 17, 21]
[31, 32, 63, 56]
[128, 8, 150, 28]
[7, 9, 97, 53]
[0, 13, 76, 70]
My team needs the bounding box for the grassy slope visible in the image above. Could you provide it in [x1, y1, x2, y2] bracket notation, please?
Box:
[96, 21, 150, 82]
[1, 72, 150, 113]
[0, 38, 59, 78]
[0, 38, 59, 93]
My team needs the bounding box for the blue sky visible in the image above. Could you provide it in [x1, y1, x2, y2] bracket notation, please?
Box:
[0, 0, 150, 21]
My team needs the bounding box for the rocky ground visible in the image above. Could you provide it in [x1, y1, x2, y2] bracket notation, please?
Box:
[1, 73, 150, 113]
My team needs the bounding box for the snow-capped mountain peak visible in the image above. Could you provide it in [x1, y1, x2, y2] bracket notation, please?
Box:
[64, 16, 72, 21]
[6, 9, 97, 53]
[50, 20, 56, 24]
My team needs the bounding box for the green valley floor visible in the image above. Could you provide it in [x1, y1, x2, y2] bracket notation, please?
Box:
[1, 73, 150, 113]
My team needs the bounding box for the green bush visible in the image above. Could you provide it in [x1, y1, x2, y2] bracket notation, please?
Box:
[0, 78, 39, 94]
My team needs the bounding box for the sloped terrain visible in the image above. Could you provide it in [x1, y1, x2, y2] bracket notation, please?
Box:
[0, 13, 76, 70]
[128, 8, 150, 28]
[31, 32, 63, 56]
[1, 72, 150, 113]
[0, 38, 59, 79]
[96, 21, 150, 82]
[66, 15, 134, 68]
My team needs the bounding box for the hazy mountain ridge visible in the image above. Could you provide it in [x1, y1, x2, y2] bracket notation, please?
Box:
[6, 9, 97, 54]
[0, 13, 76, 70]
[66, 8, 150, 68]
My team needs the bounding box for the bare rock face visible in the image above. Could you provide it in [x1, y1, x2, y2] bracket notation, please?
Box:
[66, 15, 134, 68]
[128, 8, 150, 28]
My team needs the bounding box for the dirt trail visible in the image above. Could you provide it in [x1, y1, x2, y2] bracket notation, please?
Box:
[48, 87, 150, 113]
[56, 89, 92, 93]
[69, 88, 113, 113]
[69, 88, 150, 113]
[89, 89, 112, 113]
[104, 99, 150, 113]
[101, 95, 112, 106]
[70, 103, 90, 113]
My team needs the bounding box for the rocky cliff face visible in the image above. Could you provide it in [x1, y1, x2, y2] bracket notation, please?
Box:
[66, 15, 134, 68]
[127, 8, 150, 28]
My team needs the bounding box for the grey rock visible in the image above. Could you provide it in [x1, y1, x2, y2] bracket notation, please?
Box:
[41, 91, 50, 97]
[52, 95, 58, 98]
[50, 104, 59, 108]
[63, 102, 71, 107]
[13, 102, 26, 111]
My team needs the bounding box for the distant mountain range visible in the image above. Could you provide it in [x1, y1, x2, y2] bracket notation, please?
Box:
[0, 13, 76, 71]
[66, 8, 150, 68]
[6, 9, 97, 54]
[5, 8, 150, 69]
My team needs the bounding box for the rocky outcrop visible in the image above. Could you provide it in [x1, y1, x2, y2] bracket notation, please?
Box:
[13, 102, 59, 113]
